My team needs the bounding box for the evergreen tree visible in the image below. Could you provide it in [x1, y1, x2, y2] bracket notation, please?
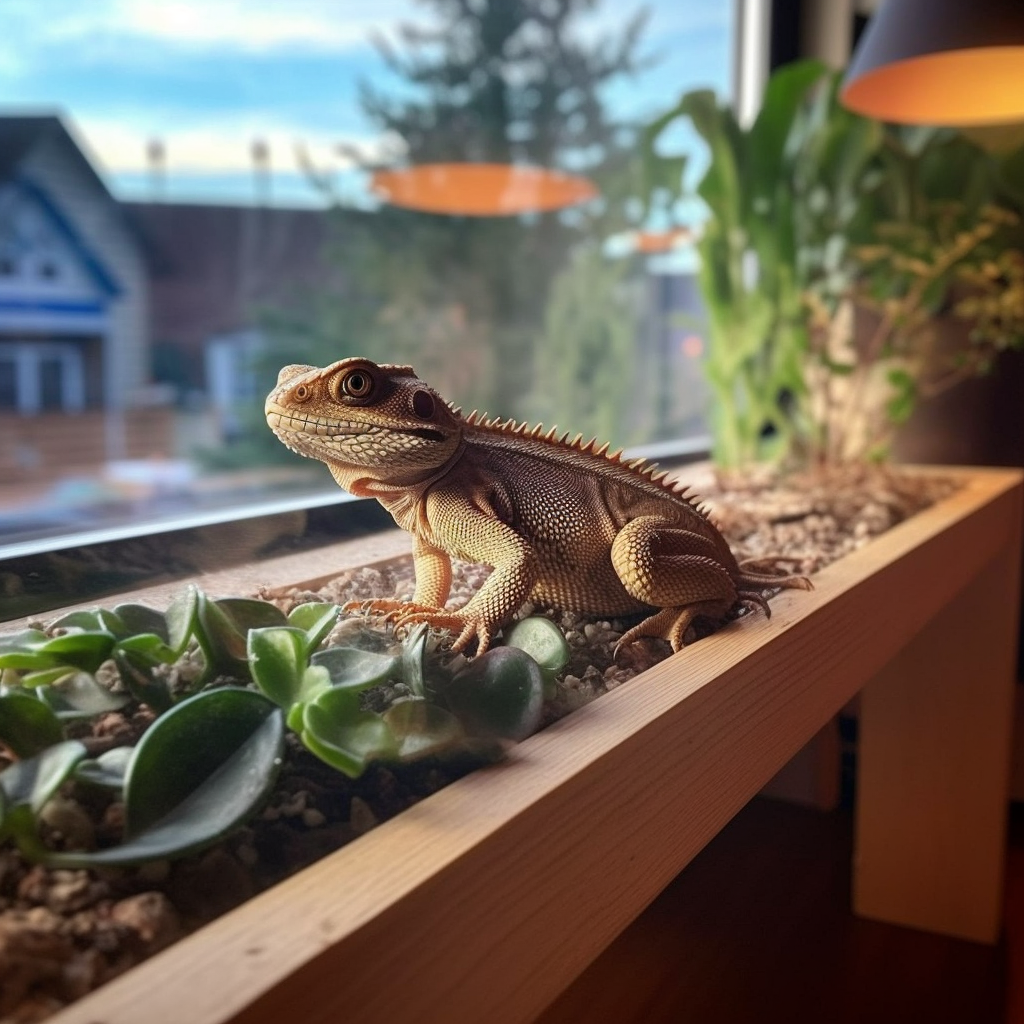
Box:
[352, 0, 652, 414]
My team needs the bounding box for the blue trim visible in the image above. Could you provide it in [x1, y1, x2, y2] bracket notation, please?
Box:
[0, 297, 105, 315]
[11, 175, 122, 298]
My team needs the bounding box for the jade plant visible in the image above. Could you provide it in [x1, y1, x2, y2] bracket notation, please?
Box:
[0, 587, 569, 867]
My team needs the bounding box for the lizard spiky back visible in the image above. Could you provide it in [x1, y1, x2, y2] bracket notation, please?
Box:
[455, 407, 715, 521]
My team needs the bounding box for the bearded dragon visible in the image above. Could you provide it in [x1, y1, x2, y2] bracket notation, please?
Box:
[266, 357, 811, 655]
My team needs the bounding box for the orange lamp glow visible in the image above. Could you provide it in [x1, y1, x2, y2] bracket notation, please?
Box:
[841, 0, 1024, 126]
[370, 163, 599, 216]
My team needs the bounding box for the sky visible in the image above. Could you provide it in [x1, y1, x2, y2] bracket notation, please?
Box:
[0, 0, 733, 208]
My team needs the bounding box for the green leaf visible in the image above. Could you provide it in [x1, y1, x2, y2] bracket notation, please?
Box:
[112, 649, 174, 712]
[195, 593, 249, 675]
[115, 633, 177, 664]
[749, 59, 829, 193]
[34, 631, 116, 673]
[0, 648, 61, 672]
[20, 666, 76, 689]
[400, 623, 428, 698]
[41, 672, 130, 719]
[74, 746, 133, 790]
[0, 692, 65, 758]
[247, 626, 308, 708]
[310, 646, 398, 691]
[0, 740, 86, 814]
[113, 603, 169, 643]
[49, 608, 127, 637]
[216, 598, 289, 633]
[46, 702, 284, 867]
[0, 629, 47, 652]
[383, 700, 465, 761]
[504, 618, 570, 677]
[287, 602, 339, 652]
[443, 647, 545, 743]
[122, 687, 282, 838]
[165, 586, 199, 655]
[301, 688, 396, 778]
[504, 617, 569, 702]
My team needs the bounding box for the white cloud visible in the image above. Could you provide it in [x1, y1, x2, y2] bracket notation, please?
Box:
[41, 0, 421, 54]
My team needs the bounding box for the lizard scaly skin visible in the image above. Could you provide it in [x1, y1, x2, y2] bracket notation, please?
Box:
[265, 357, 811, 655]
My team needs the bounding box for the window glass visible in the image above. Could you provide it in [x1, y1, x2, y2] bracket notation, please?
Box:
[0, 1, 732, 552]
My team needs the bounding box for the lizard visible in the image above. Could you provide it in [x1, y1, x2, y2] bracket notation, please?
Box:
[265, 356, 812, 656]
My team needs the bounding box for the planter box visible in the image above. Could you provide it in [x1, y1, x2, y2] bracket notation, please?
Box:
[40, 466, 1023, 1024]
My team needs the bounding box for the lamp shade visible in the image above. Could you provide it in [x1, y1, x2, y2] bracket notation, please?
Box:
[370, 163, 598, 216]
[840, 0, 1024, 125]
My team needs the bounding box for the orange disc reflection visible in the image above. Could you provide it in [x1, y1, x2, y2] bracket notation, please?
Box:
[633, 227, 692, 253]
[370, 163, 599, 216]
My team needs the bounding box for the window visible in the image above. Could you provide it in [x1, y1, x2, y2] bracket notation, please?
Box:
[0, 342, 86, 414]
[0, 1, 752, 608]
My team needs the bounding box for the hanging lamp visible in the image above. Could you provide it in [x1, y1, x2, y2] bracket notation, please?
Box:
[840, 0, 1024, 125]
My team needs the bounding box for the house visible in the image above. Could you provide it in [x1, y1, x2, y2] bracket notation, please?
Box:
[0, 113, 341, 483]
[125, 200, 337, 437]
[0, 115, 166, 481]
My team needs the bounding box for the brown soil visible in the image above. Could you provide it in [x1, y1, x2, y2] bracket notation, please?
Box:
[0, 465, 958, 1023]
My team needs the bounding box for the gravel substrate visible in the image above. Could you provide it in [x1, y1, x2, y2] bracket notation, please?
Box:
[0, 465, 959, 1022]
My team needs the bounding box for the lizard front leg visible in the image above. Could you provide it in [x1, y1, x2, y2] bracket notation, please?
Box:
[346, 533, 454, 622]
[611, 516, 738, 653]
[348, 492, 536, 654]
[390, 499, 537, 655]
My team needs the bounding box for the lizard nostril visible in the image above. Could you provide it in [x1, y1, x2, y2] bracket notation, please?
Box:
[412, 389, 435, 419]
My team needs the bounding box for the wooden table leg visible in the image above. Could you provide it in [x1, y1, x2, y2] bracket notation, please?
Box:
[854, 546, 1022, 943]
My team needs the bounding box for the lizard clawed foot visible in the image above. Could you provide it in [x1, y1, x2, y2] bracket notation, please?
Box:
[391, 610, 495, 655]
[614, 607, 697, 657]
[342, 599, 496, 654]
[614, 599, 732, 658]
[341, 598, 440, 624]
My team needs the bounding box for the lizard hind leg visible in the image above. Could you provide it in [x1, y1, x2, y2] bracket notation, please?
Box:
[610, 517, 740, 655]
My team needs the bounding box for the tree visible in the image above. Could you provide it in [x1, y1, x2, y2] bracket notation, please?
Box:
[229, 0, 654, 470]
[530, 242, 644, 444]
[350, 0, 652, 415]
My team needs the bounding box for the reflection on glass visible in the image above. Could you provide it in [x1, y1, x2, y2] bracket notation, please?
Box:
[371, 164, 599, 216]
[0, 1, 732, 550]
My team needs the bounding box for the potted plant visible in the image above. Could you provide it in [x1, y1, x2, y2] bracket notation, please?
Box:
[642, 61, 1024, 469]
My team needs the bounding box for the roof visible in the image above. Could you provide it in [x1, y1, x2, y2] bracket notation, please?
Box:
[125, 201, 347, 358]
[0, 113, 115, 201]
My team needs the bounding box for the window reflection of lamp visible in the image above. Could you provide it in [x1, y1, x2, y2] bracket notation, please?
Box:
[370, 163, 599, 216]
[840, 0, 1024, 126]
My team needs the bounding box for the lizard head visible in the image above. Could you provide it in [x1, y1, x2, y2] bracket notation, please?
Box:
[265, 357, 463, 486]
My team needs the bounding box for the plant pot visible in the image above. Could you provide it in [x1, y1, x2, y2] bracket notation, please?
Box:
[39, 466, 1024, 1024]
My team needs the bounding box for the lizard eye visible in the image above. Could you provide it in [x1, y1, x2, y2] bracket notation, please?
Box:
[339, 368, 373, 399]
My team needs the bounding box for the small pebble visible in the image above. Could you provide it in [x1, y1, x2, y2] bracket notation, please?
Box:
[136, 859, 171, 883]
[235, 844, 259, 867]
[349, 797, 378, 835]
[302, 808, 327, 828]
[278, 791, 308, 818]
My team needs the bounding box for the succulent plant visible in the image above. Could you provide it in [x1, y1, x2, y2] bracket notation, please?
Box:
[0, 586, 566, 865]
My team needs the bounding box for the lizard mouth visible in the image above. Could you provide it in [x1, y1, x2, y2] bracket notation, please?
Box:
[406, 427, 446, 442]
